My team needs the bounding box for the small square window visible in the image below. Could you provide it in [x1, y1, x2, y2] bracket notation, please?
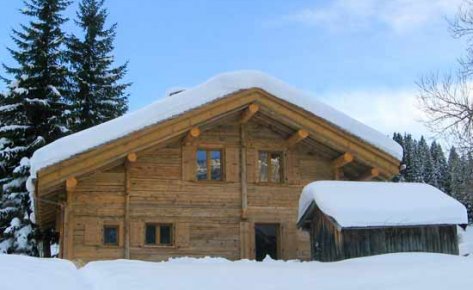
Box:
[145, 224, 174, 246]
[258, 151, 283, 183]
[103, 225, 119, 246]
[196, 149, 222, 181]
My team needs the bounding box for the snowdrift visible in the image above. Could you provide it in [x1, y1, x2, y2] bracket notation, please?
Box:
[1, 252, 473, 290]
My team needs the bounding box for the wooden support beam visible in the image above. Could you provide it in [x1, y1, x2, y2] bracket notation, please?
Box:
[124, 159, 133, 259]
[286, 129, 309, 148]
[127, 152, 137, 163]
[358, 168, 380, 181]
[240, 103, 259, 124]
[332, 152, 354, 169]
[240, 124, 248, 220]
[63, 176, 77, 260]
[182, 127, 201, 145]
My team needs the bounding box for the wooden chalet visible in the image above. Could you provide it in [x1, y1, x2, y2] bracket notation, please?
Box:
[297, 181, 468, 261]
[29, 71, 403, 261]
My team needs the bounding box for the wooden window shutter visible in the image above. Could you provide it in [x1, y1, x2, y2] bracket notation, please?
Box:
[84, 219, 102, 246]
[182, 146, 196, 181]
[175, 223, 190, 248]
[225, 147, 239, 182]
[130, 221, 144, 247]
[246, 148, 257, 183]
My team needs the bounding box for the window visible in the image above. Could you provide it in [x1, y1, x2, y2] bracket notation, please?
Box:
[196, 149, 222, 181]
[258, 151, 283, 183]
[103, 225, 119, 246]
[145, 224, 174, 246]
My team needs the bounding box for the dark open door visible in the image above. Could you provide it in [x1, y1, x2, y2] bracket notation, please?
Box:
[255, 223, 279, 261]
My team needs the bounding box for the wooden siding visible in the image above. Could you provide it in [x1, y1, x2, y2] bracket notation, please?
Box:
[308, 206, 459, 262]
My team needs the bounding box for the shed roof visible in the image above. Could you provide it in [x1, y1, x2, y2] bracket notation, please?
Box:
[298, 181, 468, 228]
[29, 71, 402, 179]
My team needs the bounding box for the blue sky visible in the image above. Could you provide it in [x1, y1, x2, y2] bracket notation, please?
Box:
[0, 0, 467, 139]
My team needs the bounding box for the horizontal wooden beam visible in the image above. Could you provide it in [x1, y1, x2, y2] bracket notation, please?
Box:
[332, 152, 354, 169]
[240, 103, 259, 124]
[358, 167, 380, 181]
[65, 176, 77, 192]
[127, 152, 137, 163]
[182, 127, 201, 145]
[286, 129, 309, 148]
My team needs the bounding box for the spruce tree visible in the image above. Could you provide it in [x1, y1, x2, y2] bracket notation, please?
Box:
[401, 134, 419, 182]
[418, 136, 436, 185]
[430, 142, 448, 192]
[0, 0, 71, 255]
[67, 0, 129, 132]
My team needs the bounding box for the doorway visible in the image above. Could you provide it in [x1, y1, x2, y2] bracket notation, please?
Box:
[255, 223, 279, 261]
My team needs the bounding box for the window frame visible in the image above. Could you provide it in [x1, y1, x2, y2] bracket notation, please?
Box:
[144, 223, 175, 247]
[103, 225, 119, 246]
[257, 150, 284, 184]
[196, 148, 224, 182]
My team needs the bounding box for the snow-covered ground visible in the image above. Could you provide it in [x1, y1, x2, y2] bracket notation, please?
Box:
[0, 226, 471, 290]
[2, 251, 473, 290]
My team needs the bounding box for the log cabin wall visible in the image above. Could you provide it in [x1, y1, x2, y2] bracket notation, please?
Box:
[68, 116, 339, 262]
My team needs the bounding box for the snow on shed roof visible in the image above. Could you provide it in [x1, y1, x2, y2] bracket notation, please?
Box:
[298, 181, 468, 228]
[29, 70, 402, 178]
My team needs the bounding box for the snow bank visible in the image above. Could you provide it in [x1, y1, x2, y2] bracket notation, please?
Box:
[298, 181, 468, 228]
[0, 255, 86, 290]
[459, 225, 473, 256]
[29, 71, 402, 179]
[2, 253, 473, 290]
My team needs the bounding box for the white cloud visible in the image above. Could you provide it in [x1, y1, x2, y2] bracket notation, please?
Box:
[318, 87, 430, 138]
[285, 0, 462, 33]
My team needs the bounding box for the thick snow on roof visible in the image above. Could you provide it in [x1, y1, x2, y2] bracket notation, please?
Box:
[29, 70, 402, 178]
[298, 181, 468, 228]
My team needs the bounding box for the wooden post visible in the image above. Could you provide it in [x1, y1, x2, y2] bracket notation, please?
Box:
[358, 168, 380, 181]
[64, 176, 77, 260]
[124, 152, 137, 259]
[182, 127, 201, 145]
[240, 103, 259, 124]
[240, 124, 248, 220]
[286, 129, 309, 148]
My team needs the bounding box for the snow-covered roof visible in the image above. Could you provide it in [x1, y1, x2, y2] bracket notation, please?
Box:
[29, 70, 402, 178]
[298, 181, 468, 228]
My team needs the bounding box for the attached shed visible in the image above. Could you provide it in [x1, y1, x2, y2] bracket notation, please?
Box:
[297, 181, 468, 261]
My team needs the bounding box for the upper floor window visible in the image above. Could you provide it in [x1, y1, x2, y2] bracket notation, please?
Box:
[145, 223, 174, 246]
[258, 151, 283, 183]
[196, 149, 222, 181]
[103, 225, 119, 246]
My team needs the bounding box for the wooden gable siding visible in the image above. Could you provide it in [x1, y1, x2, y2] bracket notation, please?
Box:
[64, 115, 346, 261]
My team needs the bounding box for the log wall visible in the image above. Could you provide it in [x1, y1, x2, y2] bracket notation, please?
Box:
[68, 117, 337, 261]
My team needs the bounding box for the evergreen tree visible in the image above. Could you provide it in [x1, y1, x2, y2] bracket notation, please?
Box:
[447, 147, 464, 197]
[418, 136, 436, 185]
[0, 0, 71, 255]
[401, 134, 419, 182]
[430, 141, 448, 192]
[67, 0, 129, 132]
